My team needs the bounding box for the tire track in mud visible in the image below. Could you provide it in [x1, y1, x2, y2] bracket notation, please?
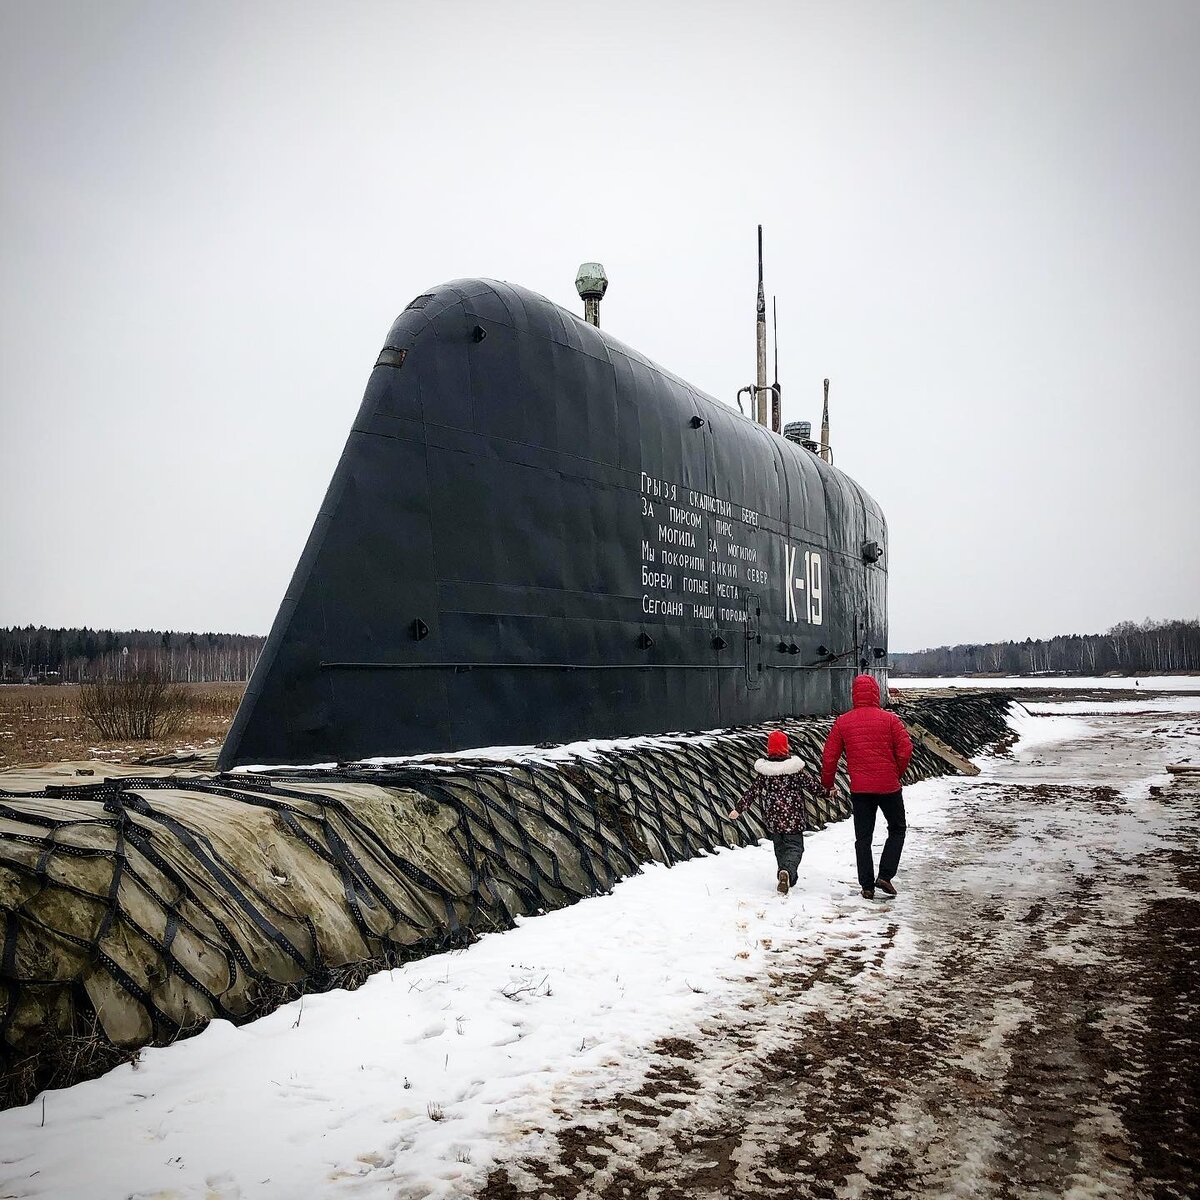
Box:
[477, 774, 1200, 1200]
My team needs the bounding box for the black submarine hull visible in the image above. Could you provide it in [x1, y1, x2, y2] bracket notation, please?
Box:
[219, 279, 887, 768]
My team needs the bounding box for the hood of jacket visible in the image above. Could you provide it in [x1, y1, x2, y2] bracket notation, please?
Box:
[754, 755, 806, 776]
[851, 674, 881, 708]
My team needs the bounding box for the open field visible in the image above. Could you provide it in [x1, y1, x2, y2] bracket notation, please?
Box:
[0, 682, 244, 768]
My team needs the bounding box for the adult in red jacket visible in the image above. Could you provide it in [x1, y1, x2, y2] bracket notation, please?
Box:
[821, 674, 913, 899]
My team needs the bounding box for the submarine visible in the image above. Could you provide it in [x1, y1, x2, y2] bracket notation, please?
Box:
[219, 236, 888, 768]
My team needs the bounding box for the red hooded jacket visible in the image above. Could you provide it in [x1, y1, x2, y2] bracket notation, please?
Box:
[820, 674, 913, 794]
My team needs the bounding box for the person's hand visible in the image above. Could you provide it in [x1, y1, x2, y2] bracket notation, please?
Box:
[726, 809, 739, 820]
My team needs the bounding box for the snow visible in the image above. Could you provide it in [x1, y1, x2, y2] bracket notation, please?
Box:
[1002, 702, 1097, 750]
[229, 762, 339, 773]
[891, 674, 1200, 691]
[231, 728, 731, 775]
[0, 700, 1196, 1199]
[1025, 695, 1200, 716]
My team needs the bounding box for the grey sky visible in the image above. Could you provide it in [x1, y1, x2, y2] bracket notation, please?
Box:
[2, 0, 1197, 652]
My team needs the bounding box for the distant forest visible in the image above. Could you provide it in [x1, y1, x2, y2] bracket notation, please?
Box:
[892, 618, 1200, 677]
[0, 626, 265, 684]
[4, 616, 1198, 685]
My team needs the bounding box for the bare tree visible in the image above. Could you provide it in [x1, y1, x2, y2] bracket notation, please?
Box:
[78, 657, 190, 740]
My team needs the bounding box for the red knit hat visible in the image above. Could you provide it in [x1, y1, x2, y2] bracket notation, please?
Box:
[766, 730, 789, 758]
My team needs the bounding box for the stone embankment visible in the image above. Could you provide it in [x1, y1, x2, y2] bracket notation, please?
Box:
[0, 694, 1011, 1107]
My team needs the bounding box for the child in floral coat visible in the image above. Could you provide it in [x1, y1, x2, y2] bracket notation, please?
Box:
[727, 729, 826, 894]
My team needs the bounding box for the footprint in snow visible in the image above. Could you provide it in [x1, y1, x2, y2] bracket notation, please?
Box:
[405, 1021, 446, 1042]
[204, 1172, 243, 1200]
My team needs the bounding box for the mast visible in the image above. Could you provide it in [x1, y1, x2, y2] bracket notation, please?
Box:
[772, 297, 782, 433]
[820, 377, 831, 462]
[756, 225, 768, 425]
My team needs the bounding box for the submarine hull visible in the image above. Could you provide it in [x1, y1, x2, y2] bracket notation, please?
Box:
[219, 280, 887, 768]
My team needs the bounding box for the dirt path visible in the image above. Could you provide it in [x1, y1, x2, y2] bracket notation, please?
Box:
[478, 731, 1199, 1199]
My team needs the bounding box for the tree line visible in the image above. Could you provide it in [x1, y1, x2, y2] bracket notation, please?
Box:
[6, 615, 1198, 684]
[0, 626, 265, 684]
[891, 618, 1200, 677]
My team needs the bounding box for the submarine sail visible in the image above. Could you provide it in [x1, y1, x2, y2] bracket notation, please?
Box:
[218, 278, 887, 768]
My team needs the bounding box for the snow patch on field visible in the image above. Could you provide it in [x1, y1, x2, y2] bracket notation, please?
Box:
[1024, 695, 1200, 716]
[892, 674, 1200, 692]
[1003, 704, 1097, 750]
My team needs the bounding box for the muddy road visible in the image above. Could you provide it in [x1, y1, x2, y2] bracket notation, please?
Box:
[479, 709, 1200, 1200]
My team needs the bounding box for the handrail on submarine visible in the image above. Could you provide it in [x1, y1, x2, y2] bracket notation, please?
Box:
[735, 382, 781, 421]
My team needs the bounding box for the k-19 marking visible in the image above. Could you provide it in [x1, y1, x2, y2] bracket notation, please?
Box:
[784, 544, 823, 625]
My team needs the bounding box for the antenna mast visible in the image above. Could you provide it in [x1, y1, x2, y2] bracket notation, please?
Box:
[755, 225, 768, 426]
[771, 298, 782, 433]
[820, 378, 831, 462]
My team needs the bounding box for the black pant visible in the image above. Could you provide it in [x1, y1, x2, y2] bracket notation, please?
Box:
[771, 831, 805, 886]
[851, 791, 906, 890]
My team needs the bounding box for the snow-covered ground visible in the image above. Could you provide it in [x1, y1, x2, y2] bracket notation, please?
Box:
[1024, 695, 1200, 716]
[229, 728, 730, 775]
[1, 693, 1198, 1200]
[891, 673, 1200, 691]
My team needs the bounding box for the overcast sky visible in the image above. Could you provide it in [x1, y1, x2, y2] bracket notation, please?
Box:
[2, 0, 1197, 652]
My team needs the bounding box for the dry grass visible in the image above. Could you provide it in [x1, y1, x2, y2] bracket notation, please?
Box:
[0, 1011, 141, 1111]
[0, 682, 244, 768]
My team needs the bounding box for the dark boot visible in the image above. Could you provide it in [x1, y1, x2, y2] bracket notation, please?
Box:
[771, 832, 804, 891]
